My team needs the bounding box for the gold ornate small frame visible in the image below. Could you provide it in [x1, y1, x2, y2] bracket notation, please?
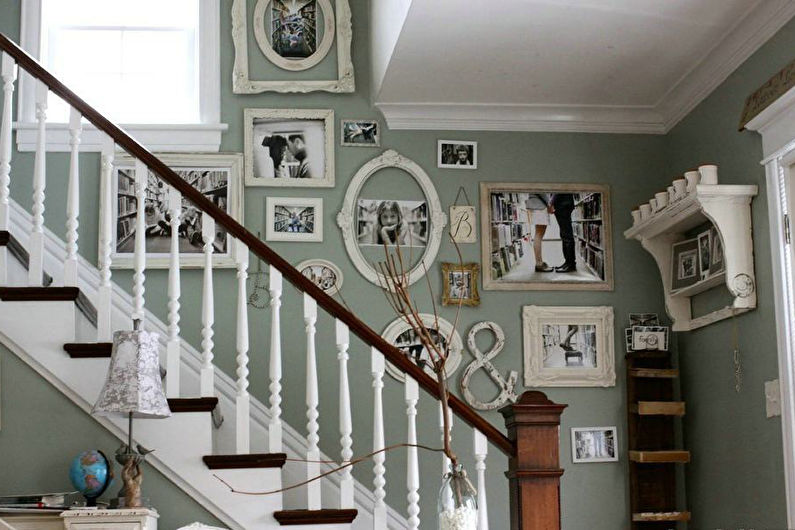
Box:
[441, 262, 481, 307]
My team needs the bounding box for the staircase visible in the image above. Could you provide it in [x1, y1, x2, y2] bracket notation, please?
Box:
[0, 33, 565, 529]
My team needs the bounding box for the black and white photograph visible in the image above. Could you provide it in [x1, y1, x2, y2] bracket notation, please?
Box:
[629, 313, 659, 327]
[710, 226, 725, 276]
[571, 427, 618, 463]
[356, 199, 428, 247]
[296, 259, 343, 296]
[245, 109, 334, 187]
[698, 230, 711, 279]
[438, 140, 477, 169]
[107, 154, 243, 269]
[441, 262, 480, 306]
[266, 197, 323, 242]
[481, 183, 613, 291]
[381, 314, 463, 382]
[270, 0, 317, 59]
[541, 324, 598, 368]
[523, 305, 615, 387]
[341, 119, 380, 147]
[671, 237, 699, 291]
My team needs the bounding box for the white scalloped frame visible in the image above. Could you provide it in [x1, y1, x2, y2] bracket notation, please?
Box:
[336, 149, 447, 287]
[382, 314, 463, 383]
[232, 0, 355, 93]
[295, 258, 344, 296]
[522, 305, 615, 387]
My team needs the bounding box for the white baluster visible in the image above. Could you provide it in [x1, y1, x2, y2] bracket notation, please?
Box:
[304, 293, 321, 510]
[63, 108, 82, 286]
[28, 80, 48, 286]
[165, 189, 182, 398]
[268, 266, 283, 453]
[96, 139, 114, 341]
[235, 239, 250, 454]
[473, 430, 489, 530]
[200, 212, 215, 396]
[439, 401, 453, 474]
[0, 53, 17, 287]
[131, 159, 147, 324]
[371, 347, 387, 528]
[406, 377, 420, 529]
[336, 320, 354, 508]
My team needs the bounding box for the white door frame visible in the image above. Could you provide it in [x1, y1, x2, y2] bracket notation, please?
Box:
[747, 86, 795, 527]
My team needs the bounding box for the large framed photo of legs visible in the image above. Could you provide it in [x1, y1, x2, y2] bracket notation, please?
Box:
[522, 305, 615, 387]
[480, 182, 613, 291]
[244, 108, 334, 188]
[105, 153, 243, 269]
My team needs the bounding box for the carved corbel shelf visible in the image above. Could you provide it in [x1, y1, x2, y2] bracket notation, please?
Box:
[624, 184, 758, 331]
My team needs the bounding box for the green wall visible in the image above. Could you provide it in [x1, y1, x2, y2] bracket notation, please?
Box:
[0, 343, 224, 529]
[1, 0, 790, 528]
[663, 17, 795, 529]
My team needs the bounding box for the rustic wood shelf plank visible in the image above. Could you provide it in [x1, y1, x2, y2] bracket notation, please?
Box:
[629, 450, 690, 463]
[632, 511, 691, 522]
[631, 401, 686, 416]
[628, 368, 679, 378]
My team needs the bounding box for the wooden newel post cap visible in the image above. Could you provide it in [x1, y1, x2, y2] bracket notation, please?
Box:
[500, 391, 568, 427]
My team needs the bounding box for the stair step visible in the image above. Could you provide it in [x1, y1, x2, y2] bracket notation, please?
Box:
[629, 450, 690, 463]
[63, 342, 113, 358]
[629, 368, 679, 379]
[632, 511, 691, 522]
[202, 453, 287, 470]
[631, 401, 686, 416]
[0, 230, 8, 246]
[0, 230, 54, 286]
[167, 397, 218, 413]
[273, 509, 358, 526]
[0, 287, 80, 301]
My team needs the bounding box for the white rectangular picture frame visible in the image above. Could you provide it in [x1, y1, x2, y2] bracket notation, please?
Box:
[523, 305, 615, 387]
[244, 108, 335, 188]
[104, 153, 244, 269]
[266, 197, 323, 242]
[571, 426, 619, 463]
[438, 140, 477, 169]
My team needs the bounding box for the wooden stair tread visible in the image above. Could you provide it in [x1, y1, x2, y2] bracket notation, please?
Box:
[63, 342, 113, 358]
[203, 453, 286, 469]
[273, 509, 358, 525]
[631, 401, 686, 416]
[0, 230, 8, 246]
[0, 287, 80, 301]
[167, 397, 218, 413]
[632, 511, 690, 522]
[629, 450, 690, 463]
[629, 368, 679, 379]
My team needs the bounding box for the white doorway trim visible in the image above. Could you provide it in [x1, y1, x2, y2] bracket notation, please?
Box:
[747, 87, 795, 527]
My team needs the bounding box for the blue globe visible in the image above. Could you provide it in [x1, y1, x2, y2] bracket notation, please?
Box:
[68, 450, 112, 505]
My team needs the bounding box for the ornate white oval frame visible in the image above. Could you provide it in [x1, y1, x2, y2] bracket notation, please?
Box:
[381, 314, 463, 383]
[253, 0, 336, 72]
[295, 258, 344, 296]
[336, 149, 447, 286]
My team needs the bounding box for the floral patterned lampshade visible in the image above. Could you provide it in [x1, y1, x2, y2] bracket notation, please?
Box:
[92, 330, 171, 418]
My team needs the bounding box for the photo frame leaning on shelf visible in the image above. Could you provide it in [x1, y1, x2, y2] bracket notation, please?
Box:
[231, 0, 354, 93]
[480, 182, 613, 291]
[103, 153, 244, 269]
[523, 305, 615, 387]
[670, 237, 699, 292]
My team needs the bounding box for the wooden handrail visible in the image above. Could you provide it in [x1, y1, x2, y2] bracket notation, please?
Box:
[0, 33, 514, 456]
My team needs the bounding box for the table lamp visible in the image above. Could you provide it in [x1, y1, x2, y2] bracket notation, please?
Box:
[92, 320, 171, 508]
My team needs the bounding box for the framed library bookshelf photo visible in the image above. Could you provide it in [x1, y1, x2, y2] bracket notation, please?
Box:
[104, 153, 244, 269]
[266, 196, 323, 242]
[479, 182, 613, 291]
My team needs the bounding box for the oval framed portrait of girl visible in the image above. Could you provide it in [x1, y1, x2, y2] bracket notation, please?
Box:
[337, 150, 447, 287]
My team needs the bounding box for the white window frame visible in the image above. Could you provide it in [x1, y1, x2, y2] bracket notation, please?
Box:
[746, 85, 795, 528]
[14, 0, 226, 152]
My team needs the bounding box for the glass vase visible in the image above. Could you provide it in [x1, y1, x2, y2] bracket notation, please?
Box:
[438, 463, 478, 530]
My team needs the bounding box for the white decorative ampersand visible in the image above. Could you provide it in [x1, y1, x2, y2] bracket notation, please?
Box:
[460, 321, 518, 410]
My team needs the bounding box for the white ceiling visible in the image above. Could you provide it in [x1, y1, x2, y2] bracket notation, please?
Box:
[371, 0, 795, 133]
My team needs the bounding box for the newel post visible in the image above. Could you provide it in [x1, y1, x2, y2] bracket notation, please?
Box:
[500, 391, 567, 530]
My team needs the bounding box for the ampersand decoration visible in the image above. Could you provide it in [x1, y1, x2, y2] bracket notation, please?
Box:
[460, 321, 518, 410]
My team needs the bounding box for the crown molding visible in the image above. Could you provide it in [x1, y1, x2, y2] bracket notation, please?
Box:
[377, 0, 795, 135]
[376, 102, 666, 134]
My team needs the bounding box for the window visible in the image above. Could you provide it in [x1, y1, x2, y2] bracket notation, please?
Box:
[16, 0, 224, 151]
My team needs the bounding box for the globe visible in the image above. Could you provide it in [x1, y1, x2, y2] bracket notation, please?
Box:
[68, 450, 113, 506]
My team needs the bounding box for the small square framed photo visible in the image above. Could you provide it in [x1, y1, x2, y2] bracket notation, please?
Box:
[266, 197, 323, 242]
[441, 262, 480, 306]
[438, 140, 477, 169]
[341, 119, 380, 147]
[571, 426, 618, 463]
